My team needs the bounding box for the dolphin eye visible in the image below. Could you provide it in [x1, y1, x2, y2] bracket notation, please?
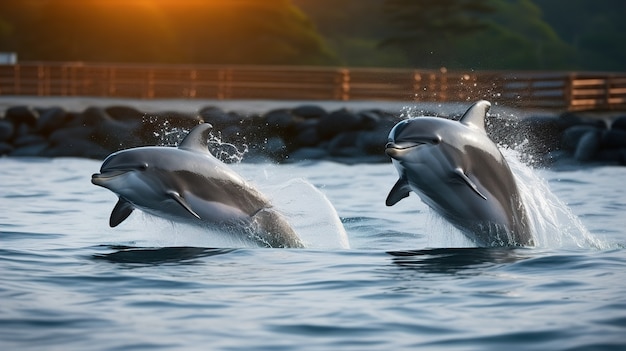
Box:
[139, 163, 148, 171]
[432, 137, 441, 144]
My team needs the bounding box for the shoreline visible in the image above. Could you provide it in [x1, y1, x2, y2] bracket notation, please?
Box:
[0, 96, 624, 166]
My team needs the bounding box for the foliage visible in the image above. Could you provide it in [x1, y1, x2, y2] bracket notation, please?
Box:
[0, 0, 338, 65]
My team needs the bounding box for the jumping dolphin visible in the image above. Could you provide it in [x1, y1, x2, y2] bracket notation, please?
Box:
[385, 100, 534, 247]
[91, 123, 305, 248]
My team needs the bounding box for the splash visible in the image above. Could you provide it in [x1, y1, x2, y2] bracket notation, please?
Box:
[502, 148, 608, 249]
[259, 177, 350, 249]
[144, 115, 248, 163]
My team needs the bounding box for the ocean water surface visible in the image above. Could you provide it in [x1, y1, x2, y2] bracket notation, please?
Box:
[1, 156, 625, 350]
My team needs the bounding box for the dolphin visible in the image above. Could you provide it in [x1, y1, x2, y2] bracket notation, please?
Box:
[385, 100, 533, 247]
[91, 123, 304, 248]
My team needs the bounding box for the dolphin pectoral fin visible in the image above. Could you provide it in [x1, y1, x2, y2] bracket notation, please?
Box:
[454, 169, 488, 200]
[386, 178, 411, 206]
[110, 198, 135, 227]
[459, 100, 490, 132]
[167, 191, 202, 220]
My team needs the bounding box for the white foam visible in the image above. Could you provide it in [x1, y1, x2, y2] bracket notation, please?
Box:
[503, 148, 609, 249]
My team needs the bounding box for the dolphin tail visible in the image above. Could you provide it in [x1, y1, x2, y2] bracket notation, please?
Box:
[251, 208, 304, 248]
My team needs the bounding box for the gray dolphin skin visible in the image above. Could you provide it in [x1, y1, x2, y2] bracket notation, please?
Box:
[385, 100, 534, 247]
[91, 123, 304, 248]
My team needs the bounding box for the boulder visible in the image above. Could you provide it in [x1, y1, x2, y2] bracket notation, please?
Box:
[611, 116, 626, 131]
[5, 106, 38, 128]
[562, 125, 602, 151]
[574, 130, 602, 162]
[0, 119, 14, 142]
[317, 108, 362, 140]
[105, 105, 144, 122]
[601, 129, 626, 149]
[9, 142, 48, 157]
[0, 142, 13, 155]
[36, 107, 68, 136]
[291, 105, 327, 119]
[198, 106, 232, 130]
[263, 109, 295, 136]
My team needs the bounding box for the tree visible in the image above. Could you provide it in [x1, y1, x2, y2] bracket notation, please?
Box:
[0, 0, 338, 65]
[379, 0, 574, 70]
[380, 0, 495, 67]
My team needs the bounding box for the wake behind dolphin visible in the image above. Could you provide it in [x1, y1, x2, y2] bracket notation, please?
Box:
[385, 100, 534, 247]
[92, 123, 304, 248]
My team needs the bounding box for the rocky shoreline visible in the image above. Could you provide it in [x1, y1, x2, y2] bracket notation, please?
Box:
[0, 102, 625, 167]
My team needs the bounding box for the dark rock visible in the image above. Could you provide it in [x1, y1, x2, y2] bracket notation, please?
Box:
[105, 105, 144, 122]
[612, 116, 626, 131]
[358, 110, 382, 130]
[596, 149, 623, 164]
[328, 132, 364, 157]
[14, 134, 47, 147]
[562, 126, 602, 151]
[14, 123, 33, 140]
[293, 127, 320, 148]
[291, 105, 327, 119]
[81, 106, 110, 127]
[36, 107, 68, 136]
[94, 121, 141, 151]
[263, 136, 287, 159]
[0, 119, 14, 142]
[357, 128, 389, 155]
[89, 107, 142, 151]
[574, 130, 602, 162]
[560, 112, 606, 129]
[43, 139, 110, 159]
[0, 142, 13, 155]
[219, 125, 243, 141]
[286, 147, 329, 162]
[264, 109, 295, 135]
[317, 108, 362, 140]
[198, 106, 232, 129]
[514, 116, 563, 153]
[5, 106, 38, 128]
[138, 112, 202, 145]
[9, 142, 48, 157]
[49, 126, 94, 146]
[601, 129, 626, 149]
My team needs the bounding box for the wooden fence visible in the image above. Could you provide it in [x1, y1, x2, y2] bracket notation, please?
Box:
[0, 62, 625, 111]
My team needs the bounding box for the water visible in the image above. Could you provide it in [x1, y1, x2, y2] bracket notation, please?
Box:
[1, 157, 625, 350]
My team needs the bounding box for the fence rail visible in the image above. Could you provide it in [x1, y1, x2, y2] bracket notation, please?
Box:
[1, 62, 625, 111]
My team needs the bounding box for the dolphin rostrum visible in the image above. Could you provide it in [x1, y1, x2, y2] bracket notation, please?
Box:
[385, 100, 533, 247]
[91, 123, 304, 248]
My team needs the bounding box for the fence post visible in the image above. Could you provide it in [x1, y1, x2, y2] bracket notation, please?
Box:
[338, 68, 350, 100]
[564, 73, 574, 111]
[189, 69, 197, 98]
[146, 67, 154, 99]
[14, 64, 20, 95]
[439, 67, 448, 102]
[604, 75, 612, 110]
[413, 72, 422, 101]
[218, 68, 232, 99]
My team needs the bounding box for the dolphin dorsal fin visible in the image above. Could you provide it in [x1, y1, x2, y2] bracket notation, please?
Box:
[460, 100, 491, 132]
[179, 123, 213, 153]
